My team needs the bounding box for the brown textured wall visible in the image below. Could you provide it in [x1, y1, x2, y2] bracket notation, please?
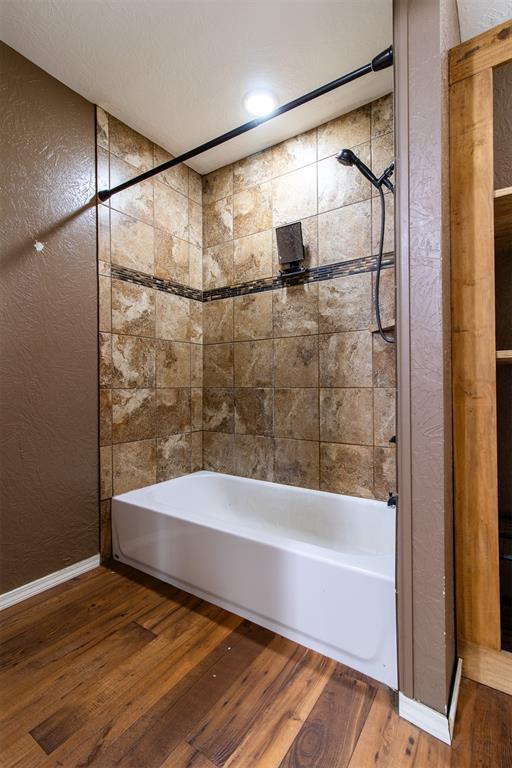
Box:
[0, 43, 98, 592]
[494, 61, 512, 190]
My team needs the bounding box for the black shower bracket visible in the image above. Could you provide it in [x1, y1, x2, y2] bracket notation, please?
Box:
[97, 46, 393, 202]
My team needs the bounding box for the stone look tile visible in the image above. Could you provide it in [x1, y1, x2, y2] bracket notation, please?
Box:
[373, 334, 396, 387]
[203, 389, 234, 433]
[234, 340, 272, 387]
[317, 105, 371, 159]
[271, 129, 317, 177]
[99, 332, 112, 387]
[318, 199, 371, 264]
[191, 344, 203, 387]
[203, 432, 235, 473]
[372, 267, 395, 328]
[233, 292, 273, 341]
[109, 117, 153, 170]
[100, 446, 113, 499]
[113, 440, 156, 495]
[320, 389, 373, 445]
[188, 169, 202, 205]
[154, 230, 189, 284]
[157, 434, 191, 482]
[273, 215, 318, 274]
[318, 273, 372, 333]
[99, 275, 111, 333]
[371, 132, 394, 191]
[98, 204, 110, 262]
[203, 166, 233, 204]
[235, 389, 273, 436]
[203, 242, 234, 290]
[110, 156, 154, 225]
[99, 260, 111, 277]
[374, 446, 396, 500]
[112, 280, 155, 337]
[112, 389, 155, 443]
[111, 209, 154, 274]
[96, 106, 109, 150]
[191, 388, 202, 430]
[233, 229, 273, 283]
[235, 435, 274, 481]
[155, 292, 190, 342]
[203, 197, 233, 248]
[190, 301, 203, 344]
[203, 299, 233, 344]
[374, 388, 396, 446]
[99, 389, 112, 446]
[273, 284, 318, 337]
[155, 340, 190, 388]
[272, 165, 317, 227]
[188, 200, 203, 249]
[154, 181, 188, 240]
[274, 336, 318, 388]
[372, 193, 395, 254]
[319, 331, 372, 387]
[318, 143, 372, 213]
[320, 443, 374, 497]
[156, 388, 191, 435]
[111, 334, 155, 388]
[233, 182, 272, 238]
[97, 147, 109, 192]
[203, 344, 234, 387]
[189, 245, 203, 290]
[274, 389, 319, 440]
[371, 93, 393, 138]
[153, 145, 189, 195]
[191, 431, 203, 471]
[274, 438, 319, 489]
[233, 149, 272, 193]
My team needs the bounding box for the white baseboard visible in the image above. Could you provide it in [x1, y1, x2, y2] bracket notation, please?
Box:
[0, 554, 100, 611]
[398, 657, 463, 745]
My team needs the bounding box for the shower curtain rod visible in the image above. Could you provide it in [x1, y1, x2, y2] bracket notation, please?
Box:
[97, 46, 393, 202]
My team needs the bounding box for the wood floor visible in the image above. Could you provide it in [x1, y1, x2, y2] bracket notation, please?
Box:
[1, 565, 511, 767]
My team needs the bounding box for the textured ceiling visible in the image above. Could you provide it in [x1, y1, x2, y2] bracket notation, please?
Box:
[0, 0, 392, 173]
[456, 0, 511, 42]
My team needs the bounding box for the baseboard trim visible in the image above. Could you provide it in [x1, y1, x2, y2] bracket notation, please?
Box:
[398, 657, 463, 745]
[0, 555, 100, 611]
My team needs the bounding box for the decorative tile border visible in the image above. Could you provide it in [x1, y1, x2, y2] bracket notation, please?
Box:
[111, 252, 395, 303]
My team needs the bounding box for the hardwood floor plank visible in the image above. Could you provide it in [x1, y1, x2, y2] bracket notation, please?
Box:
[160, 741, 217, 768]
[0, 734, 47, 768]
[347, 686, 407, 767]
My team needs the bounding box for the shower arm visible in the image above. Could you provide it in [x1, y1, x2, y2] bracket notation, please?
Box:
[97, 46, 393, 202]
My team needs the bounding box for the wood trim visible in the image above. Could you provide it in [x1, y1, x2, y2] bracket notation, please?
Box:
[449, 19, 512, 84]
[450, 68, 501, 650]
[460, 642, 512, 696]
[496, 350, 512, 364]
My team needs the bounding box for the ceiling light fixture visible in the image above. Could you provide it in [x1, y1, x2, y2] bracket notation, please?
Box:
[243, 89, 277, 117]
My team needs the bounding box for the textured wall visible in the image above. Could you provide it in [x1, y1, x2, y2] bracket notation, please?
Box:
[494, 61, 512, 190]
[0, 43, 98, 592]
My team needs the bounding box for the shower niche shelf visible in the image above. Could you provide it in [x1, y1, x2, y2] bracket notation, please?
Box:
[496, 350, 512, 364]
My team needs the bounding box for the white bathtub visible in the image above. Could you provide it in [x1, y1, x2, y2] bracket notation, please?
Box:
[112, 471, 397, 687]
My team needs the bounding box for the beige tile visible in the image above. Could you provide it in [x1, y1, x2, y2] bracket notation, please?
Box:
[99, 260, 111, 277]
[154, 181, 188, 240]
[100, 445, 113, 499]
[318, 199, 371, 264]
[235, 435, 274, 481]
[274, 438, 319, 489]
[273, 283, 318, 337]
[271, 129, 317, 177]
[234, 340, 272, 387]
[153, 145, 189, 195]
[191, 343, 203, 387]
[96, 106, 109, 150]
[190, 300, 203, 344]
[155, 340, 191, 388]
[233, 182, 272, 238]
[111, 334, 155, 388]
[203, 242, 234, 290]
[203, 165, 233, 203]
[317, 104, 371, 159]
[318, 273, 372, 333]
[371, 93, 393, 138]
[188, 168, 202, 204]
[372, 193, 395, 254]
[203, 197, 233, 248]
[234, 292, 273, 341]
[318, 143, 372, 213]
[97, 147, 109, 193]
[233, 149, 272, 193]
[320, 388, 373, 445]
[320, 443, 374, 497]
[99, 389, 112, 446]
[203, 343, 234, 387]
[99, 332, 112, 387]
[99, 275, 111, 333]
[156, 388, 191, 436]
[191, 431, 203, 471]
[372, 266, 395, 328]
[189, 244, 203, 290]
[274, 336, 318, 387]
[371, 132, 394, 190]
[374, 446, 396, 500]
[112, 280, 155, 337]
[100, 499, 112, 560]
[191, 388, 202, 431]
[203, 431, 235, 473]
[112, 388, 155, 443]
[272, 165, 317, 227]
[203, 388, 234, 433]
[273, 215, 318, 274]
[374, 388, 396, 446]
[98, 204, 110, 262]
[188, 200, 202, 249]
[234, 388, 273, 436]
[110, 156, 153, 225]
[319, 331, 372, 387]
[373, 333, 396, 387]
[233, 229, 273, 283]
[157, 434, 191, 482]
[155, 292, 190, 341]
[110, 209, 154, 274]
[109, 117, 153, 170]
[154, 230, 189, 284]
[203, 298, 233, 344]
[113, 440, 156, 494]
[274, 389, 319, 440]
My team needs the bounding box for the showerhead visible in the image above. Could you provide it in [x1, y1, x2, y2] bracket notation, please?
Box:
[336, 148, 358, 167]
[336, 148, 394, 193]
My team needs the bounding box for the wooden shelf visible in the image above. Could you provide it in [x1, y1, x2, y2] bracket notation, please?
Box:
[494, 187, 512, 252]
[496, 350, 512, 364]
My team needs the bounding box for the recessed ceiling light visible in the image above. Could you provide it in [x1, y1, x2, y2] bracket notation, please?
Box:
[243, 90, 277, 117]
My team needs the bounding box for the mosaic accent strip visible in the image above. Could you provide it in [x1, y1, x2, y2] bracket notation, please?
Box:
[111, 252, 395, 303]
